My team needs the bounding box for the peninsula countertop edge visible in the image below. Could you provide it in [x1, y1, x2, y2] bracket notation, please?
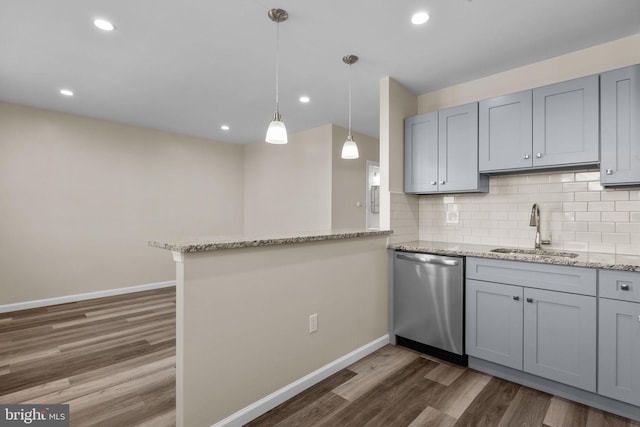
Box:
[149, 229, 393, 253]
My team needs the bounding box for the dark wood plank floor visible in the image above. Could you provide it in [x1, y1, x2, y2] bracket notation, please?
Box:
[2, 290, 639, 427]
[0, 287, 176, 427]
[247, 345, 640, 427]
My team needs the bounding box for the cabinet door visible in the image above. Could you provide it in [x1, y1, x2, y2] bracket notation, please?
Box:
[601, 64, 640, 186]
[598, 298, 640, 406]
[466, 279, 523, 370]
[404, 112, 438, 193]
[523, 288, 596, 392]
[532, 75, 599, 167]
[479, 90, 533, 172]
[438, 102, 487, 192]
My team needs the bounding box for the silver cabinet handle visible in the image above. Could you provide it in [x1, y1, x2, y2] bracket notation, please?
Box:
[523, 154, 530, 159]
[439, 180, 445, 185]
[526, 298, 534, 303]
[513, 296, 520, 301]
[621, 284, 630, 291]
[536, 153, 542, 158]
[430, 181, 437, 185]
[605, 169, 613, 175]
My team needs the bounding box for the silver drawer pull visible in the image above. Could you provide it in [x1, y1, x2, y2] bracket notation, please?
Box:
[523, 154, 530, 160]
[526, 298, 534, 303]
[620, 284, 630, 291]
[605, 169, 613, 175]
[431, 181, 437, 185]
[439, 180, 446, 185]
[513, 296, 520, 301]
[536, 153, 542, 158]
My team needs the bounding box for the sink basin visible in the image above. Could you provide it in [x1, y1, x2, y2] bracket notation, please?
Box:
[490, 248, 579, 258]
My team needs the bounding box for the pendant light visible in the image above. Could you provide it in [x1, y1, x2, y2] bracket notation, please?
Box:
[341, 55, 359, 159]
[266, 8, 288, 144]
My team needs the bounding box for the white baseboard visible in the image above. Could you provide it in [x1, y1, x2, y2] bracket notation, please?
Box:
[0, 280, 176, 314]
[212, 334, 390, 427]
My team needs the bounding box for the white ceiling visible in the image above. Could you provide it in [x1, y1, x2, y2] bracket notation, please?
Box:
[1, 0, 639, 144]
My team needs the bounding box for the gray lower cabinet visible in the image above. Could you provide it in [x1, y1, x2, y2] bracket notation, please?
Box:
[404, 103, 488, 194]
[466, 258, 597, 392]
[598, 298, 640, 406]
[466, 279, 523, 370]
[600, 64, 640, 187]
[532, 74, 600, 167]
[598, 269, 640, 406]
[523, 288, 597, 392]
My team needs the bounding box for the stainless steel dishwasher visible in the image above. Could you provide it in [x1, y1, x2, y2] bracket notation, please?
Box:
[393, 251, 466, 366]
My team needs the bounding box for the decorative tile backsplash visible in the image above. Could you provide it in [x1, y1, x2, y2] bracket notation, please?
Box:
[415, 168, 640, 255]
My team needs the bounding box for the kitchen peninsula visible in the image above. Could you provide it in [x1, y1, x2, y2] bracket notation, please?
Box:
[149, 229, 391, 427]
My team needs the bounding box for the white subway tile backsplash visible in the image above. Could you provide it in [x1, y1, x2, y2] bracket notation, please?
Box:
[407, 168, 640, 255]
[574, 192, 601, 202]
[575, 172, 600, 182]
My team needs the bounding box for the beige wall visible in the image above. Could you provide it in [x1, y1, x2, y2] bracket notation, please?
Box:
[383, 33, 640, 244]
[243, 125, 333, 235]
[177, 236, 389, 426]
[0, 102, 244, 305]
[418, 33, 640, 114]
[331, 125, 380, 230]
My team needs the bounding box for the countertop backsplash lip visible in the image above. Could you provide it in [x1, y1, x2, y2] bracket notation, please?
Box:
[388, 240, 640, 272]
[149, 229, 393, 253]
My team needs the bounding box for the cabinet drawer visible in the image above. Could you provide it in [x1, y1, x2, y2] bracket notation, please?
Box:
[599, 269, 640, 303]
[467, 257, 596, 296]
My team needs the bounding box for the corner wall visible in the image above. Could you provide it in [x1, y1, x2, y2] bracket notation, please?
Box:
[0, 102, 245, 305]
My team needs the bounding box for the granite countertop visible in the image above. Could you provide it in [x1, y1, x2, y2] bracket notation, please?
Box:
[149, 229, 392, 253]
[388, 240, 640, 272]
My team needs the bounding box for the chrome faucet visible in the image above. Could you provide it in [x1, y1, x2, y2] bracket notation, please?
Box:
[529, 203, 551, 250]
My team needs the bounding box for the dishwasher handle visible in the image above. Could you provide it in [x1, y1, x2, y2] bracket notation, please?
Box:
[396, 253, 460, 266]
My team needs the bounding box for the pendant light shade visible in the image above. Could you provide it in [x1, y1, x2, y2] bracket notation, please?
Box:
[341, 135, 359, 159]
[266, 8, 288, 144]
[266, 113, 288, 144]
[341, 54, 359, 159]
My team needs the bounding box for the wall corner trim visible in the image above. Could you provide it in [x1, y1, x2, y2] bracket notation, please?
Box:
[0, 280, 176, 314]
[211, 334, 390, 427]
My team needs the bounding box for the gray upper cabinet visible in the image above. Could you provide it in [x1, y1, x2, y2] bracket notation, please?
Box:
[600, 64, 640, 187]
[479, 90, 533, 172]
[404, 103, 488, 194]
[532, 75, 600, 167]
[404, 112, 438, 193]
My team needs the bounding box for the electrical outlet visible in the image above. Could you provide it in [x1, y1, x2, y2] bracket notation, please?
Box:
[309, 313, 318, 333]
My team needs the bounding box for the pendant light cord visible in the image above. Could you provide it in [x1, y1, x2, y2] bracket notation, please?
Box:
[348, 64, 352, 137]
[275, 21, 280, 116]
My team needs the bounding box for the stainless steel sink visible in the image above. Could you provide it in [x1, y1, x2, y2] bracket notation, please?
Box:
[490, 248, 579, 258]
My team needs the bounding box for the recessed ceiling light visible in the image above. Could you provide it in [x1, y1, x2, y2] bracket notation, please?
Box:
[94, 18, 115, 31]
[299, 96, 310, 103]
[59, 89, 74, 97]
[411, 11, 430, 25]
[220, 125, 230, 131]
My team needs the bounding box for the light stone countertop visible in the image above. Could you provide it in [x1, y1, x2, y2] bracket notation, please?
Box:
[149, 229, 392, 253]
[388, 240, 640, 272]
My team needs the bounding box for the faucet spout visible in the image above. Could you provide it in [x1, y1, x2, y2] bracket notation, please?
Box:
[529, 203, 549, 249]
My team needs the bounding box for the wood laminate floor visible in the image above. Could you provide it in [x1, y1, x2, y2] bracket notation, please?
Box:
[2, 290, 638, 426]
[0, 287, 176, 427]
[248, 345, 640, 427]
